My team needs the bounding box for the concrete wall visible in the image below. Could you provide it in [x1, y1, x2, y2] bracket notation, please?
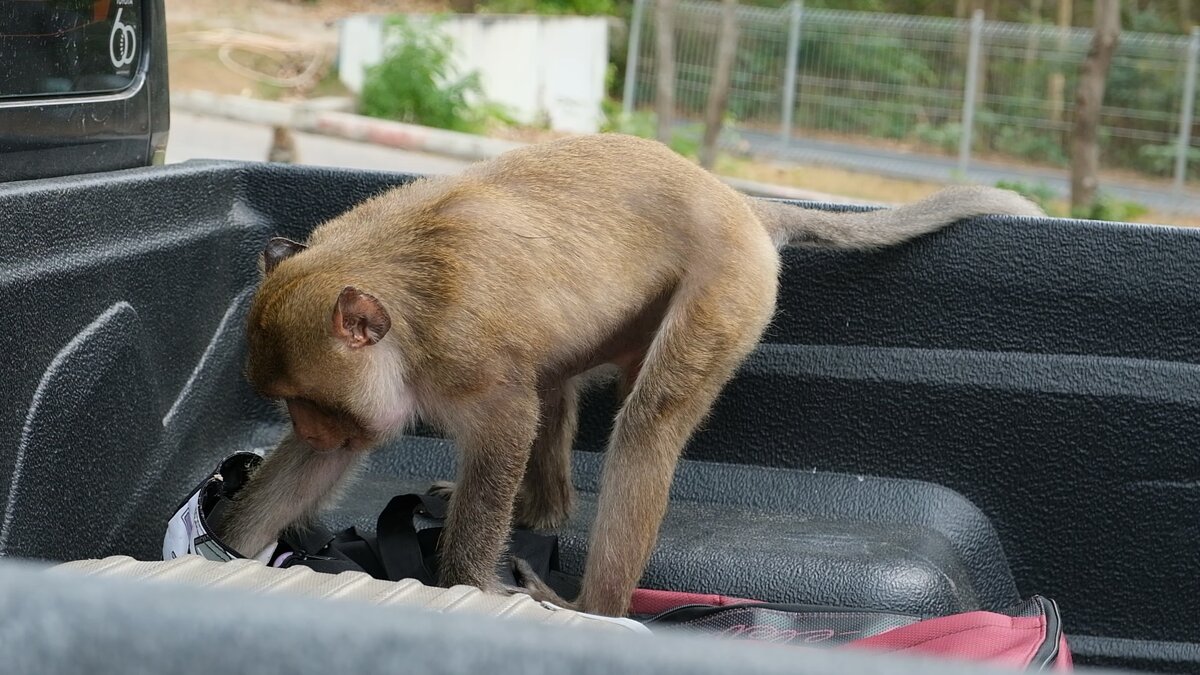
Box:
[338, 15, 608, 134]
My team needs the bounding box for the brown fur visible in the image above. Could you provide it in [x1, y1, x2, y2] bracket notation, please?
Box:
[220, 133, 1043, 615]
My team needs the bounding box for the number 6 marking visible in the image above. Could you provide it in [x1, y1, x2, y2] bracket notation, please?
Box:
[109, 8, 137, 69]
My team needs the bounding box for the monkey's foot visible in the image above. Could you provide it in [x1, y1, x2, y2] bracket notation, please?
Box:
[513, 483, 574, 531]
[427, 479, 571, 530]
[425, 480, 456, 501]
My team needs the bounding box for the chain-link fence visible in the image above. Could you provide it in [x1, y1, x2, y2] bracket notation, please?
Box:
[622, 0, 1200, 200]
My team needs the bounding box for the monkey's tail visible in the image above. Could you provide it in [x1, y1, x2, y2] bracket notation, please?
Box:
[508, 557, 577, 609]
[750, 185, 1045, 250]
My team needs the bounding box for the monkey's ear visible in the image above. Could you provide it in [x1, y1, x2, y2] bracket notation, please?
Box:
[262, 237, 308, 274]
[333, 286, 391, 348]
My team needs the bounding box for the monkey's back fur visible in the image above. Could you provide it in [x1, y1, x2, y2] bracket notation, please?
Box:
[279, 134, 775, 385]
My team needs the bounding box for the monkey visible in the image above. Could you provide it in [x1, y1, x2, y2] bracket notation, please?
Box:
[218, 133, 1044, 617]
[267, 126, 299, 164]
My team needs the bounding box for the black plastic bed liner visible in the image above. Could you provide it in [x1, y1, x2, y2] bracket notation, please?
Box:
[1, 161, 1197, 673]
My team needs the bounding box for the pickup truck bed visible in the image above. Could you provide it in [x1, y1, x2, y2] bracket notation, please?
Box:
[1, 161, 1197, 673]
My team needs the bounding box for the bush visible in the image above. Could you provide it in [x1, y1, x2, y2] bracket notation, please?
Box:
[994, 180, 1148, 223]
[995, 179, 1058, 214]
[1070, 192, 1149, 222]
[987, 126, 1068, 167]
[360, 16, 510, 133]
[1137, 144, 1200, 180]
[914, 122, 961, 154]
[479, 0, 614, 15]
[600, 104, 706, 159]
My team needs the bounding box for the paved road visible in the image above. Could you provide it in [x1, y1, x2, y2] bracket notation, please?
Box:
[166, 111, 471, 175]
[736, 129, 1200, 213]
[170, 110, 1200, 214]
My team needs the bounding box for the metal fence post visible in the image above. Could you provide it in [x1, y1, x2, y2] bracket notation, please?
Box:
[1174, 26, 1199, 196]
[958, 9, 984, 177]
[780, 0, 804, 146]
[623, 0, 649, 118]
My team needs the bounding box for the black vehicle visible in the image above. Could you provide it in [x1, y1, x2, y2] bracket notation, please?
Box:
[0, 2, 1196, 674]
[0, 0, 168, 181]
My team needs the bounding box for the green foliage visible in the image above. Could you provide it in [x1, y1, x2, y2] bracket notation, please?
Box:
[603, 61, 625, 102]
[479, 0, 614, 15]
[1070, 192, 1150, 222]
[600, 106, 704, 157]
[732, 0, 1191, 28]
[667, 123, 704, 158]
[1138, 144, 1200, 179]
[913, 122, 961, 153]
[995, 179, 1058, 214]
[979, 113, 1068, 167]
[790, 28, 942, 141]
[631, 2, 1192, 182]
[994, 180, 1148, 223]
[600, 102, 653, 135]
[360, 16, 511, 133]
[356, 0, 1188, 185]
[1123, 6, 1186, 34]
[1093, 52, 1183, 177]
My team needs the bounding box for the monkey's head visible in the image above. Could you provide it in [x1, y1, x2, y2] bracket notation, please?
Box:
[244, 237, 407, 453]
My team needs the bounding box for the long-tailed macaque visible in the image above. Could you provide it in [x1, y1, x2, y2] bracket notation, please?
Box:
[267, 126, 298, 164]
[219, 134, 1043, 616]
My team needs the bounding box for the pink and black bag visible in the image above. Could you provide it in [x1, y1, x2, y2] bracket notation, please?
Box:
[631, 589, 1071, 670]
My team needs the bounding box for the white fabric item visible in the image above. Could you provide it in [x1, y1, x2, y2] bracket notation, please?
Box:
[55, 556, 650, 635]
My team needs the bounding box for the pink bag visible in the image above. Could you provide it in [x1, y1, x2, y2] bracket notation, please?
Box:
[630, 590, 1071, 671]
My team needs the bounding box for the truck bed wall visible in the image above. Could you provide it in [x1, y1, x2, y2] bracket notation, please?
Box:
[0, 162, 1195, 673]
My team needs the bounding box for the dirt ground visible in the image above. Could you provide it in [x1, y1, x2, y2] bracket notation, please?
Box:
[165, 0, 446, 98]
[166, 0, 446, 41]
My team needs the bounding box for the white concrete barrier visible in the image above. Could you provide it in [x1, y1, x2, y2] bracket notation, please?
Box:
[337, 14, 608, 134]
[172, 91, 523, 162]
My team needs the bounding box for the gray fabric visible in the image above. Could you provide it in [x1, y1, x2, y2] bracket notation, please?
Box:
[54, 555, 646, 634]
[0, 560, 1080, 675]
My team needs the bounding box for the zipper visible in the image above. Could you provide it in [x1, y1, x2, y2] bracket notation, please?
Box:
[644, 601, 922, 625]
[283, 546, 335, 565]
[1029, 595, 1064, 670]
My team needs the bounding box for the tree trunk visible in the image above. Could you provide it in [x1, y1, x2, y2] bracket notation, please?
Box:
[699, 0, 739, 169]
[1182, 0, 1193, 29]
[1069, 0, 1120, 211]
[1022, 0, 1043, 98]
[973, 0, 990, 114]
[1047, 0, 1072, 123]
[449, 0, 477, 13]
[654, 0, 677, 144]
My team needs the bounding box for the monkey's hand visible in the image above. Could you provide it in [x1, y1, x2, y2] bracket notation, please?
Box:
[506, 557, 576, 609]
[218, 507, 282, 559]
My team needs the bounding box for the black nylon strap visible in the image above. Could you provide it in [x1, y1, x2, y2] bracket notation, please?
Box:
[199, 455, 573, 593]
[414, 493, 449, 520]
[375, 494, 438, 585]
[258, 490, 576, 598]
[508, 530, 558, 581]
[328, 527, 389, 580]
